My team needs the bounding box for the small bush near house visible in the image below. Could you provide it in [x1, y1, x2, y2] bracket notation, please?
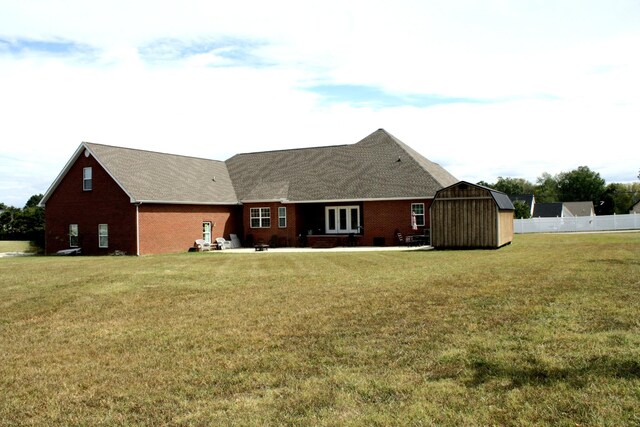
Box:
[0, 232, 638, 425]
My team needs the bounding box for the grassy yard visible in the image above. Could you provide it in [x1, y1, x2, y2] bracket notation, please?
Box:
[1, 233, 638, 426]
[0, 241, 37, 253]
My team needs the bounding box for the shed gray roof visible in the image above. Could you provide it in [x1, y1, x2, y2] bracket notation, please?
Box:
[226, 129, 458, 202]
[438, 181, 515, 210]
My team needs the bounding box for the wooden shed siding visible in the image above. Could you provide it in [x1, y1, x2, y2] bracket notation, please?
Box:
[431, 197, 500, 248]
[431, 181, 515, 249]
[498, 210, 514, 247]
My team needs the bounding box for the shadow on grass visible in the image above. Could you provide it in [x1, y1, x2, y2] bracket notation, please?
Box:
[468, 356, 640, 388]
[588, 258, 640, 266]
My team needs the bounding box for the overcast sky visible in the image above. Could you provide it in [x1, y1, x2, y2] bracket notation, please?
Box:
[1, 1, 639, 207]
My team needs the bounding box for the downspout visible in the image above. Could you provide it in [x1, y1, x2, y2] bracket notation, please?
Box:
[135, 202, 141, 256]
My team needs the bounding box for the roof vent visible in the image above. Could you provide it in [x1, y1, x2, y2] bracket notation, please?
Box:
[396, 157, 402, 162]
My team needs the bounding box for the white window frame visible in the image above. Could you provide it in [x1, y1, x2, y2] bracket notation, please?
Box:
[411, 203, 425, 227]
[69, 224, 79, 247]
[325, 206, 360, 234]
[98, 224, 108, 248]
[278, 207, 287, 228]
[202, 221, 212, 244]
[83, 167, 92, 191]
[250, 207, 271, 228]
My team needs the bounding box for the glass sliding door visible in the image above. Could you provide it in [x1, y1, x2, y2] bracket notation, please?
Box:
[325, 206, 360, 234]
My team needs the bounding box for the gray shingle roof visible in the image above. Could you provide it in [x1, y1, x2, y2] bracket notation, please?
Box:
[533, 202, 565, 217]
[564, 201, 594, 216]
[85, 143, 238, 204]
[226, 129, 458, 202]
[42, 129, 458, 206]
[510, 194, 534, 207]
[490, 191, 516, 210]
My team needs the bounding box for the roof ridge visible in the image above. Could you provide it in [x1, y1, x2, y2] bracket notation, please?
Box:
[229, 143, 350, 158]
[380, 130, 452, 173]
[83, 141, 225, 163]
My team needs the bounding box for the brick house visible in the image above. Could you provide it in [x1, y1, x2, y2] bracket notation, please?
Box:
[40, 129, 458, 255]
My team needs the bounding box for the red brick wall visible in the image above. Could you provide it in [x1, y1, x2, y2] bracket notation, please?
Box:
[242, 202, 298, 247]
[361, 199, 433, 246]
[138, 204, 242, 254]
[242, 199, 433, 247]
[44, 151, 137, 255]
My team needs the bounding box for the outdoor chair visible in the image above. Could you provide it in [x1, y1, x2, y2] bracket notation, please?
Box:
[194, 239, 212, 251]
[215, 237, 232, 250]
[229, 234, 242, 248]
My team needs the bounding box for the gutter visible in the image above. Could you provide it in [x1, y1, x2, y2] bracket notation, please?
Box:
[241, 196, 437, 204]
[132, 199, 241, 206]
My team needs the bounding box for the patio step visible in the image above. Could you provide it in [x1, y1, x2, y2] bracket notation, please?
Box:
[310, 237, 339, 248]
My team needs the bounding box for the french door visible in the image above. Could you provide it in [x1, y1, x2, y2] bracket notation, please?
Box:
[325, 206, 360, 234]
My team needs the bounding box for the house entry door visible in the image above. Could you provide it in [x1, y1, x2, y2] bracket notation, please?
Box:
[203, 222, 212, 244]
[325, 206, 360, 234]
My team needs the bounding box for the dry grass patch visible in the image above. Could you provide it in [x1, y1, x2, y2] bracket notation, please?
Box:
[0, 241, 36, 253]
[1, 232, 639, 425]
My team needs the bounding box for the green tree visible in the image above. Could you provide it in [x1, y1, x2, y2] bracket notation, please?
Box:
[25, 194, 43, 209]
[492, 177, 535, 195]
[477, 180, 494, 188]
[0, 205, 20, 235]
[556, 166, 606, 203]
[0, 194, 45, 248]
[534, 172, 559, 203]
[512, 200, 531, 219]
[602, 182, 640, 214]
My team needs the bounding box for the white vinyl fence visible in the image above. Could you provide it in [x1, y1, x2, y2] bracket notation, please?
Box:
[514, 214, 640, 234]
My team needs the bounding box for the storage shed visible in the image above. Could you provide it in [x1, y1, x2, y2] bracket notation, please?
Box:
[430, 181, 514, 249]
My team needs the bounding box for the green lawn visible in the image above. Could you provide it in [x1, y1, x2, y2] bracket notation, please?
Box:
[0, 241, 36, 253]
[1, 233, 639, 426]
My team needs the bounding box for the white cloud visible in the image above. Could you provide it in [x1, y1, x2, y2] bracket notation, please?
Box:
[0, 0, 639, 207]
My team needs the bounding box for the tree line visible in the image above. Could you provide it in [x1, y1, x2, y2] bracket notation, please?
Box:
[478, 166, 640, 219]
[0, 194, 45, 247]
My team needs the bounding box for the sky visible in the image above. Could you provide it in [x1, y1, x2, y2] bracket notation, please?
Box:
[1, 0, 639, 207]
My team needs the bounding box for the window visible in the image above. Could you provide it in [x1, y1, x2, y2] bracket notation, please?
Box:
[278, 207, 287, 228]
[69, 224, 78, 247]
[250, 207, 271, 228]
[411, 203, 425, 227]
[98, 224, 108, 248]
[203, 222, 212, 244]
[83, 167, 92, 191]
[325, 206, 360, 234]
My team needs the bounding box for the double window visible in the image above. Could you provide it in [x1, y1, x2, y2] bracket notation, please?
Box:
[69, 224, 79, 247]
[411, 203, 425, 227]
[250, 208, 271, 228]
[325, 206, 360, 234]
[98, 224, 108, 248]
[83, 167, 92, 191]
